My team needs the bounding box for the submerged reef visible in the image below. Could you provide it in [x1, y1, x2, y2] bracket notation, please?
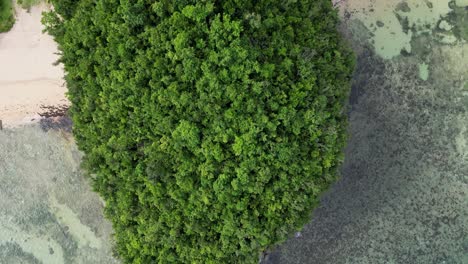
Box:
[264, 0, 468, 263]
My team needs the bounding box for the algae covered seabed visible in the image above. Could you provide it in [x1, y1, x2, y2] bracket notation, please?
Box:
[0, 124, 119, 263]
[266, 0, 468, 263]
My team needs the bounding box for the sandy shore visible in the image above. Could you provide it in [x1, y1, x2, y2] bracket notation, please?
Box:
[0, 3, 68, 128]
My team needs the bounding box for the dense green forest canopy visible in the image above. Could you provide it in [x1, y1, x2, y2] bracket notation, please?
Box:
[44, 0, 354, 263]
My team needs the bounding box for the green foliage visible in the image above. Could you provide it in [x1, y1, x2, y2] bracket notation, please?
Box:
[17, 0, 41, 10]
[0, 0, 14, 32]
[45, 0, 355, 263]
[447, 2, 468, 41]
[46, 0, 77, 19]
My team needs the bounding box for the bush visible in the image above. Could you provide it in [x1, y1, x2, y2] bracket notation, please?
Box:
[0, 0, 14, 32]
[17, 0, 41, 10]
[44, 1, 354, 263]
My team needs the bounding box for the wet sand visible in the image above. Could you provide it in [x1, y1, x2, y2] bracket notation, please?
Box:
[0, 126, 119, 263]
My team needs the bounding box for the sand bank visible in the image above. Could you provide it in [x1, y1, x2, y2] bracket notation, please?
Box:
[0, 3, 68, 128]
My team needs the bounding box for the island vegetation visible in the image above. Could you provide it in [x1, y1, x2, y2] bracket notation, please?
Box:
[44, 0, 355, 263]
[0, 0, 14, 32]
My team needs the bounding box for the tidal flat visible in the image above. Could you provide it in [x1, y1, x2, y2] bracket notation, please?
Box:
[0, 125, 119, 263]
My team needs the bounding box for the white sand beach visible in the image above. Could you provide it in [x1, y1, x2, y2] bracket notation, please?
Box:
[0, 3, 68, 128]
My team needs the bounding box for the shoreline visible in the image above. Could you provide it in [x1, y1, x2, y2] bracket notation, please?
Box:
[0, 2, 69, 129]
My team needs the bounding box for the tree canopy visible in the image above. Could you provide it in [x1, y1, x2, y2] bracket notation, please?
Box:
[44, 0, 355, 263]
